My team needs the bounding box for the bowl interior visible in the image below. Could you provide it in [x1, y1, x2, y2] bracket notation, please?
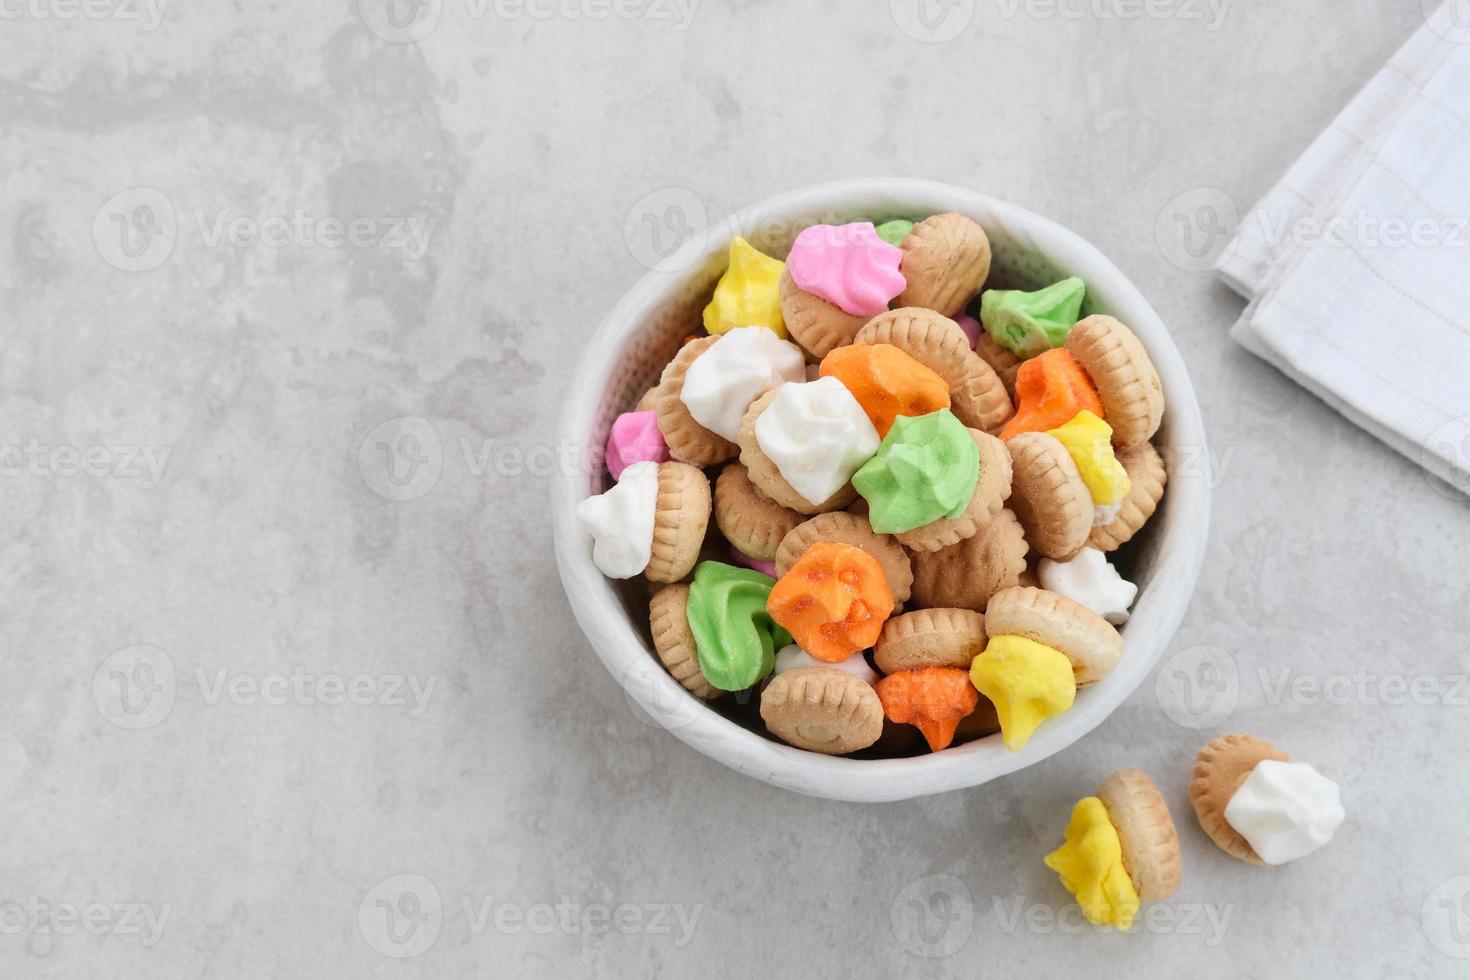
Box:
[556, 179, 1209, 802]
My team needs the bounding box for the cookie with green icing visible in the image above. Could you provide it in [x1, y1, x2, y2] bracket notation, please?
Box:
[980, 276, 1087, 358]
[686, 561, 791, 691]
[851, 410, 980, 535]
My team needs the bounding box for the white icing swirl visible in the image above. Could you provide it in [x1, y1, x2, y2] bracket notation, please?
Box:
[774, 644, 879, 686]
[754, 377, 879, 505]
[680, 326, 806, 441]
[1224, 760, 1345, 865]
[1038, 548, 1137, 625]
[574, 461, 660, 579]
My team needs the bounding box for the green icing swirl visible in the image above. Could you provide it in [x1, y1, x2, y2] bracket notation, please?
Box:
[980, 276, 1087, 358]
[686, 562, 791, 692]
[851, 410, 980, 534]
[874, 218, 915, 247]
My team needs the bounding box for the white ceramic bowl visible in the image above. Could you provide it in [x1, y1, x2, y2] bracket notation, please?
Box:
[554, 179, 1210, 803]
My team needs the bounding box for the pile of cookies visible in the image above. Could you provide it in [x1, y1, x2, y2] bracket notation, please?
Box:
[577, 212, 1168, 757]
[1041, 734, 1344, 930]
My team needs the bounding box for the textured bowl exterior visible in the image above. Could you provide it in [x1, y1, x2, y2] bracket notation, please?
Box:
[553, 179, 1210, 803]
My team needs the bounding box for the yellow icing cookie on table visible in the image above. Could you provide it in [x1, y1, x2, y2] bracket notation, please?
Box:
[1097, 769, 1183, 902]
[968, 634, 1076, 751]
[1044, 796, 1141, 929]
[1046, 410, 1131, 509]
[1045, 770, 1182, 930]
[703, 236, 787, 338]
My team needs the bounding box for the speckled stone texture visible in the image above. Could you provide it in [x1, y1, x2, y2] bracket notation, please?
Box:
[3, 3, 1468, 977]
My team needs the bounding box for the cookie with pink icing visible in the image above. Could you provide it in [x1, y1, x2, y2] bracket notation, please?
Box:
[786, 222, 906, 318]
[606, 410, 671, 480]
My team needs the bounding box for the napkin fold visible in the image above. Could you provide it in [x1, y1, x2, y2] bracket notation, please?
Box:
[1217, 4, 1470, 492]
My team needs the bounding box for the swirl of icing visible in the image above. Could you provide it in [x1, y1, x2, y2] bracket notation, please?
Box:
[605, 410, 670, 481]
[851, 410, 979, 534]
[1046, 410, 1131, 512]
[980, 276, 1087, 358]
[1224, 760, 1345, 865]
[786, 222, 906, 317]
[774, 644, 878, 686]
[819, 342, 951, 438]
[703, 237, 787, 337]
[681, 326, 807, 441]
[1044, 796, 1141, 929]
[574, 461, 660, 579]
[754, 378, 881, 505]
[766, 541, 895, 664]
[686, 561, 791, 692]
[1038, 548, 1137, 625]
[968, 634, 1077, 751]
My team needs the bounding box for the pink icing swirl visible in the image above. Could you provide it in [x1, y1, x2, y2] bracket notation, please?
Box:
[954, 312, 982, 349]
[605, 410, 670, 480]
[786, 222, 906, 317]
[727, 545, 777, 578]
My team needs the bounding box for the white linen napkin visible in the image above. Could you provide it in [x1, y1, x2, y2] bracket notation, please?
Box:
[1217, 3, 1470, 493]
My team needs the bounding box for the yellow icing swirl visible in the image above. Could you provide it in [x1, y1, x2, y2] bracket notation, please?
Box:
[1046, 410, 1130, 507]
[1043, 796, 1141, 929]
[968, 635, 1076, 751]
[703, 237, 787, 338]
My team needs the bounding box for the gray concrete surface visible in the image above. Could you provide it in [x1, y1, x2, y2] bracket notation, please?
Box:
[2, 1, 1468, 976]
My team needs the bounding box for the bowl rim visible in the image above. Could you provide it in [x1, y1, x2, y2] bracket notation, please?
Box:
[553, 178, 1210, 802]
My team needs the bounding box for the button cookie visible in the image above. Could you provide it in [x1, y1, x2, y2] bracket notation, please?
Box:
[984, 585, 1123, 685]
[1097, 769, 1183, 902]
[646, 461, 713, 583]
[786, 221, 906, 318]
[856, 308, 1013, 434]
[1088, 441, 1166, 552]
[909, 506, 1027, 611]
[1045, 769, 1180, 930]
[774, 511, 913, 609]
[760, 666, 884, 755]
[874, 607, 986, 674]
[686, 561, 790, 692]
[1213, 750, 1344, 866]
[648, 584, 720, 700]
[654, 336, 740, 466]
[975, 332, 1021, 399]
[1189, 733, 1291, 866]
[1065, 315, 1164, 448]
[779, 264, 870, 360]
[738, 385, 867, 514]
[894, 213, 993, 317]
[895, 427, 1011, 553]
[714, 462, 806, 562]
[1006, 431, 1092, 561]
[767, 541, 894, 663]
[968, 634, 1075, 750]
